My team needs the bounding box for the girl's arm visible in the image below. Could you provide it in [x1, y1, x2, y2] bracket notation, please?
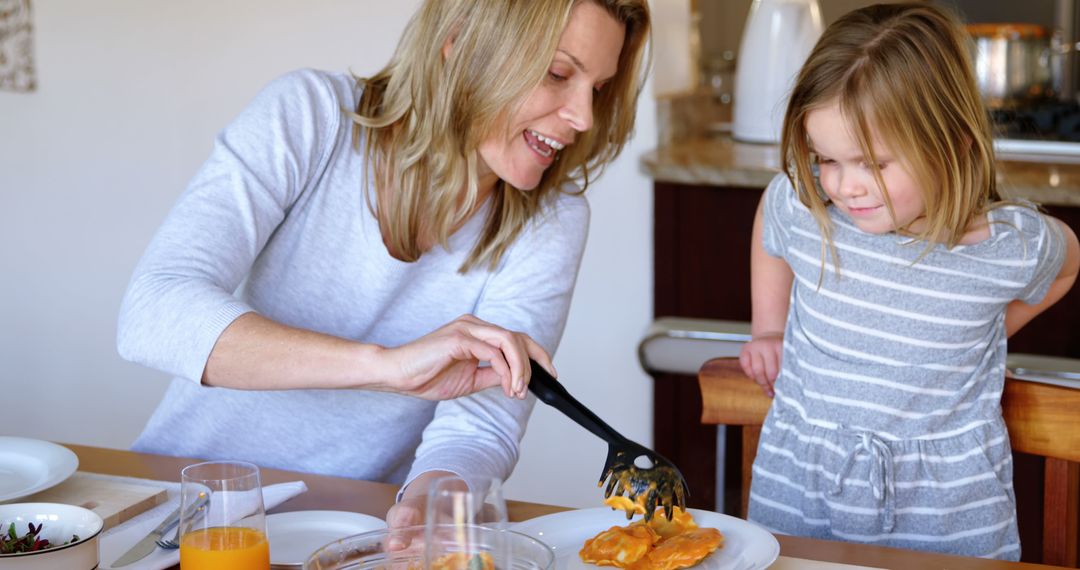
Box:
[739, 194, 795, 396]
[1006, 218, 1080, 336]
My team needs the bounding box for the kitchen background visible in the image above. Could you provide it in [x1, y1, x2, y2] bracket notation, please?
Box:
[3, 0, 1077, 512]
[698, 0, 1061, 62]
[690, 0, 1073, 145]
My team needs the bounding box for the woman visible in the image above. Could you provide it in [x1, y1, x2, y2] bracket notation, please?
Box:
[116, 0, 651, 525]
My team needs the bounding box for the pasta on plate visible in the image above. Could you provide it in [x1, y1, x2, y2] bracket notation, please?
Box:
[579, 498, 724, 570]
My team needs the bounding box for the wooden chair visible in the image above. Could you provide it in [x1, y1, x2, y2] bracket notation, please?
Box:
[698, 356, 1080, 567]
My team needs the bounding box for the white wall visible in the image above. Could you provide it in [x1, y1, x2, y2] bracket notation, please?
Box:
[0, 1, 656, 510]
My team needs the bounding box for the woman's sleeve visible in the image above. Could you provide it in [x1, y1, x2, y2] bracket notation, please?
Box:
[404, 191, 591, 491]
[116, 69, 341, 382]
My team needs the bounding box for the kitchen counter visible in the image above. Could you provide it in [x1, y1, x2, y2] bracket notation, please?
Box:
[640, 136, 1080, 207]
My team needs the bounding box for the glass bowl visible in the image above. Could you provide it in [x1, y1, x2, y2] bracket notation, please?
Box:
[304, 524, 554, 570]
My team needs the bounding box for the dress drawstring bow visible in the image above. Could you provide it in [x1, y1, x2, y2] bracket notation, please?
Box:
[829, 430, 897, 533]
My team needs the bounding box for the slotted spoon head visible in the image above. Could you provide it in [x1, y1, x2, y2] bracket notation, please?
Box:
[522, 359, 689, 522]
[599, 439, 689, 522]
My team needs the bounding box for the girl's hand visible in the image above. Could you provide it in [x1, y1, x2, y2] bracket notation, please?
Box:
[378, 314, 554, 400]
[739, 334, 783, 397]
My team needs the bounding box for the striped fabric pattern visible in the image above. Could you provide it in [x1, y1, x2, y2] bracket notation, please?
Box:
[747, 174, 1066, 561]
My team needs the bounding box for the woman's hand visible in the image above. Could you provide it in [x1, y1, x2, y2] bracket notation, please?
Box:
[739, 333, 783, 397]
[385, 471, 455, 534]
[385, 494, 423, 531]
[378, 314, 554, 400]
[385, 494, 424, 533]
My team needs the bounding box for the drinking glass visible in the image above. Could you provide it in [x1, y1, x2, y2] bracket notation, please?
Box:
[178, 460, 269, 570]
[424, 476, 510, 570]
[425, 475, 508, 529]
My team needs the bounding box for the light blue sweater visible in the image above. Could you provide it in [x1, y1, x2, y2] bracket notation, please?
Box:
[117, 69, 589, 491]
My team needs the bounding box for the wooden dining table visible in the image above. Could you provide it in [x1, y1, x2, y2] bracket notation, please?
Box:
[64, 443, 1067, 570]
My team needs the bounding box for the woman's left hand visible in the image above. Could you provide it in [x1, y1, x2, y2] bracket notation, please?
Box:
[385, 495, 424, 531]
[385, 470, 456, 533]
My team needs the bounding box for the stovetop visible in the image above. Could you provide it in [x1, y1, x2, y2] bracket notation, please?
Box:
[992, 101, 1080, 142]
[991, 101, 1080, 163]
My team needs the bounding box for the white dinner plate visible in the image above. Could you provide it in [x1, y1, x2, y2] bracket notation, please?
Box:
[267, 510, 387, 567]
[511, 507, 780, 570]
[0, 436, 79, 502]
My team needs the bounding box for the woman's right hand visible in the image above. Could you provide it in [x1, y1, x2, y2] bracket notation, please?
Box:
[738, 334, 783, 397]
[377, 314, 554, 401]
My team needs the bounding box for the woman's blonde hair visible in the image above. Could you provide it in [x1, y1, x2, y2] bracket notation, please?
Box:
[782, 3, 1002, 268]
[352, 0, 650, 272]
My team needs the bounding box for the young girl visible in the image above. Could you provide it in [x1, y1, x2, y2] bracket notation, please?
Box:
[738, 3, 1079, 560]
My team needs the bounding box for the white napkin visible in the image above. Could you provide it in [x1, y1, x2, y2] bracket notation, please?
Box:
[98, 479, 308, 570]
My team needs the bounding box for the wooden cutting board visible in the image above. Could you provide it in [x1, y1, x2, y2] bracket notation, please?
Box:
[19, 472, 169, 530]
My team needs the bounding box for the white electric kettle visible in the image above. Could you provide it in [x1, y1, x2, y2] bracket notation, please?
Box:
[733, 0, 824, 144]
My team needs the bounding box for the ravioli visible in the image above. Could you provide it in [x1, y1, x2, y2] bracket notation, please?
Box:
[628, 528, 724, 570]
[580, 508, 723, 570]
[639, 507, 697, 540]
[604, 495, 646, 517]
[580, 524, 660, 567]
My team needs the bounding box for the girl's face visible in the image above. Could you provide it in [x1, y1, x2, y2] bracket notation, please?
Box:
[805, 101, 927, 235]
[477, 1, 625, 192]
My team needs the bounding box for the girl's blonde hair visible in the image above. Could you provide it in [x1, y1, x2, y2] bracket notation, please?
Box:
[782, 3, 1001, 265]
[352, 0, 650, 272]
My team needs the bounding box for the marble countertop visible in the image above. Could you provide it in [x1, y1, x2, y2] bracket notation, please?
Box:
[640, 136, 1080, 207]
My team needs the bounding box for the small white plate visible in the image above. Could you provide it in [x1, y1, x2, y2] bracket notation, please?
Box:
[511, 507, 780, 570]
[0, 437, 79, 502]
[267, 510, 387, 567]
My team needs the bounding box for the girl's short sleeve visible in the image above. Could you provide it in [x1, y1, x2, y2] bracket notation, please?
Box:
[1016, 209, 1067, 305]
[761, 173, 795, 258]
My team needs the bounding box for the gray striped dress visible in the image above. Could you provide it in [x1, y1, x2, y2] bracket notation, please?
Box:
[748, 173, 1066, 560]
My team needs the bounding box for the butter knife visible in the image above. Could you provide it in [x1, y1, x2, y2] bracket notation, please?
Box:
[111, 491, 210, 567]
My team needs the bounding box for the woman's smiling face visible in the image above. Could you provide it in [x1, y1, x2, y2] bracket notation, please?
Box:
[806, 100, 927, 235]
[476, 1, 625, 192]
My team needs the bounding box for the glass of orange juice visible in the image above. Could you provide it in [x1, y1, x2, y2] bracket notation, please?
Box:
[179, 460, 269, 570]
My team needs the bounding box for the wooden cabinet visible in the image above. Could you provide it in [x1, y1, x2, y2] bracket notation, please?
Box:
[651, 180, 1080, 563]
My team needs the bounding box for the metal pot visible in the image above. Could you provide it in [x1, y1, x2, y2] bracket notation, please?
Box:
[967, 23, 1056, 109]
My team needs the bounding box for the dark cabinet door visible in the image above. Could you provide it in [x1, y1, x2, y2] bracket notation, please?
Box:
[653, 182, 762, 512]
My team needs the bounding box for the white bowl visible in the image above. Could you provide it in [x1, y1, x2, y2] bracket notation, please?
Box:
[0, 502, 103, 570]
